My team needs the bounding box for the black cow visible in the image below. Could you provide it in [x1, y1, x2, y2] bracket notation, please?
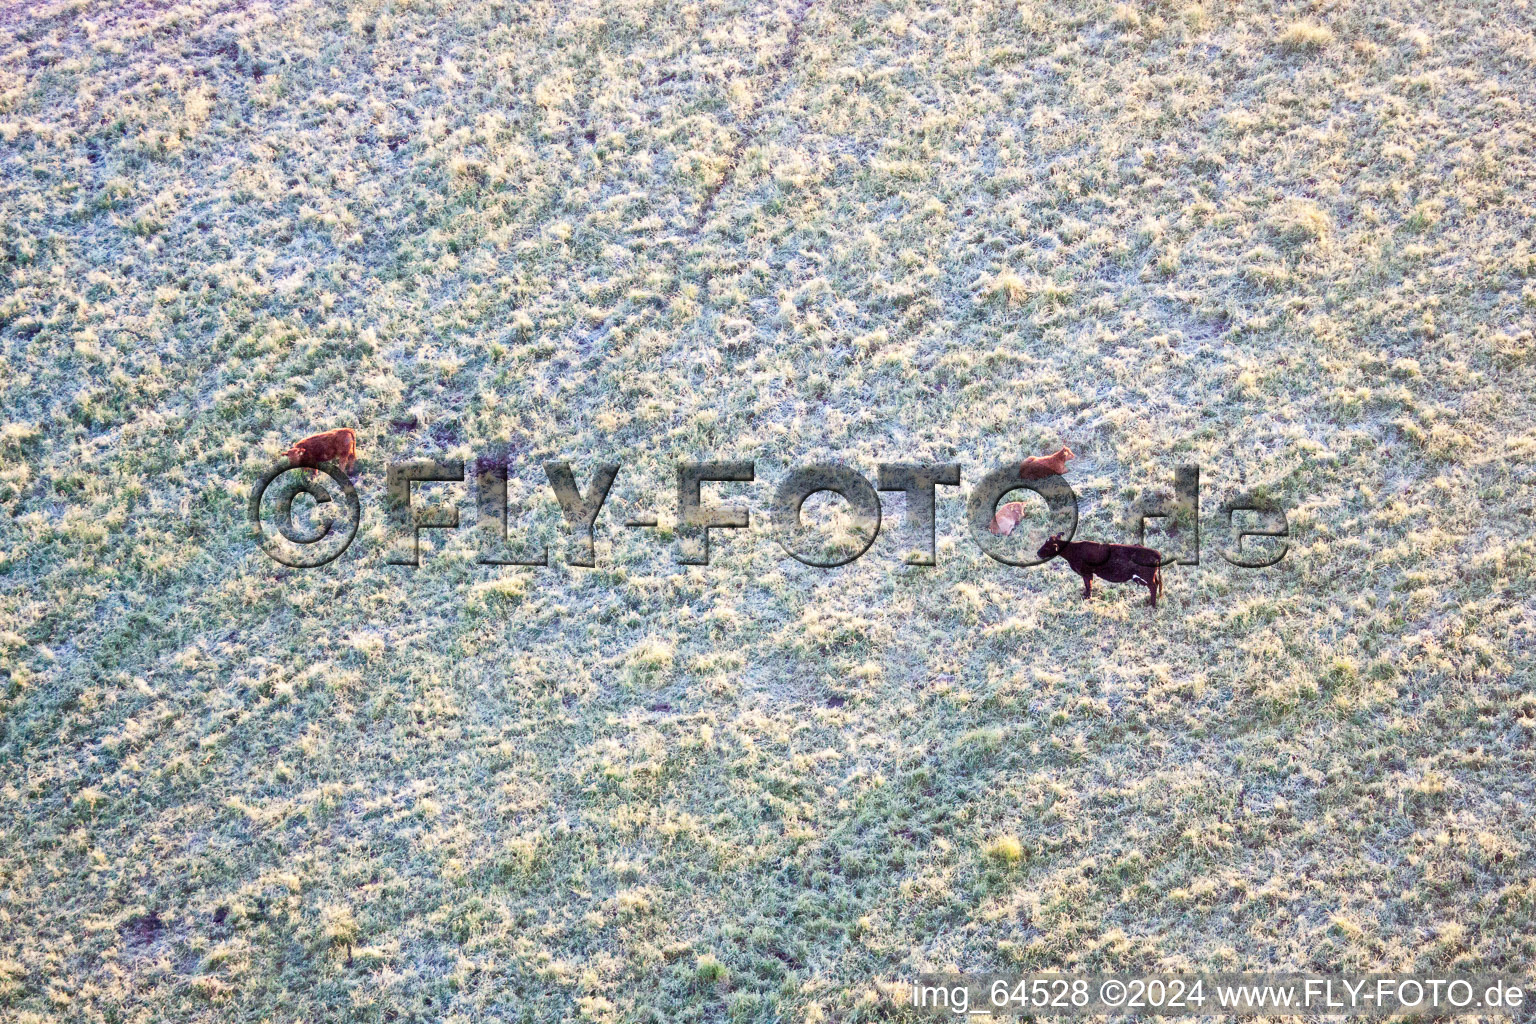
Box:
[1037, 534, 1164, 606]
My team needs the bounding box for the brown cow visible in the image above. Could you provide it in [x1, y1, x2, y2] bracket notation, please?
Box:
[1037, 533, 1164, 606]
[1019, 445, 1073, 481]
[281, 428, 357, 472]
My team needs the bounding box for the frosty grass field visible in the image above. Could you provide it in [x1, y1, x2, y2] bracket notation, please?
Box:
[1, 0, 1534, 1019]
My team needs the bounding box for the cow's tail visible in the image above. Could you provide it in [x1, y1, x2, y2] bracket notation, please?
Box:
[1153, 565, 1164, 601]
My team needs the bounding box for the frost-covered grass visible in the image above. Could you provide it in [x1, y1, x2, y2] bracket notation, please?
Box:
[1, 0, 1534, 1020]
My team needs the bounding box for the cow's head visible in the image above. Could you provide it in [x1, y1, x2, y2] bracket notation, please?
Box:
[1059, 445, 1075, 461]
[1037, 533, 1065, 561]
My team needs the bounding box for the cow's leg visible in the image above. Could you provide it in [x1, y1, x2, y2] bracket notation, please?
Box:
[1081, 573, 1093, 599]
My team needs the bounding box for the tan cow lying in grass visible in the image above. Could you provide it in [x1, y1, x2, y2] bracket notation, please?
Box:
[988, 501, 1032, 537]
